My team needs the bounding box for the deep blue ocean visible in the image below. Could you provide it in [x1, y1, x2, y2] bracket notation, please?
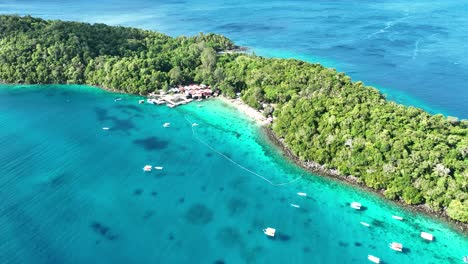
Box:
[0, 84, 467, 263]
[1, 0, 467, 118]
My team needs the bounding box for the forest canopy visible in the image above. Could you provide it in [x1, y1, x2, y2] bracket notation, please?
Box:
[0, 15, 466, 222]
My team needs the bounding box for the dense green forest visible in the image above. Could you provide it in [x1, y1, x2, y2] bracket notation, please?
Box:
[0, 15, 466, 222]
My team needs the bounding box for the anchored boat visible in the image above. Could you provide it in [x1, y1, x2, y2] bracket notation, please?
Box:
[297, 192, 307, 197]
[367, 255, 380, 263]
[389, 242, 403, 252]
[263, 227, 276, 237]
[351, 202, 362, 210]
[421, 232, 434, 241]
[143, 165, 152, 172]
[392, 215, 403, 221]
[163, 122, 171, 128]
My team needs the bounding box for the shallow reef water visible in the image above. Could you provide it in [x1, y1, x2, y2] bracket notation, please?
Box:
[0, 84, 466, 263]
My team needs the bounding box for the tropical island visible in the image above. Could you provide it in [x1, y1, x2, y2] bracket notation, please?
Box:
[0, 15, 466, 225]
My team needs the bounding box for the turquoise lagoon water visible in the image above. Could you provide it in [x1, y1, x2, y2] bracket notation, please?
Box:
[1, 0, 468, 118]
[0, 84, 466, 263]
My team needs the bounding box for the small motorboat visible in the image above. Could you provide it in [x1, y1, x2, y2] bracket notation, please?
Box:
[102, 127, 110, 130]
[263, 227, 276, 237]
[138, 100, 145, 104]
[421, 232, 434, 241]
[463, 256, 468, 263]
[290, 204, 300, 208]
[192, 123, 199, 127]
[163, 123, 171, 128]
[360, 222, 370, 227]
[114, 98, 122, 102]
[351, 202, 362, 210]
[297, 192, 307, 197]
[154, 166, 163, 170]
[143, 165, 152, 172]
[368, 255, 380, 263]
[389, 242, 403, 252]
[392, 215, 403, 221]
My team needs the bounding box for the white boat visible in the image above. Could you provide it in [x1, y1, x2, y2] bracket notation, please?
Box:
[163, 123, 171, 128]
[351, 202, 362, 210]
[389, 242, 403, 252]
[290, 204, 300, 208]
[114, 98, 122, 102]
[138, 100, 145, 104]
[154, 166, 163, 170]
[463, 256, 468, 263]
[192, 123, 199, 127]
[360, 222, 370, 227]
[143, 165, 152, 172]
[102, 127, 110, 130]
[263, 227, 276, 237]
[421, 232, 434, 241]
[297, 192, 307, 197]
[367, 255, 380, 263]
[392, 215, 403, 221]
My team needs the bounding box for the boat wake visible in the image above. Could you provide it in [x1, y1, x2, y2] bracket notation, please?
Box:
[184, 116, 300, 187]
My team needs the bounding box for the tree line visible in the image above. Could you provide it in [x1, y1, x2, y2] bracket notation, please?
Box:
[0, 15, 466, 222]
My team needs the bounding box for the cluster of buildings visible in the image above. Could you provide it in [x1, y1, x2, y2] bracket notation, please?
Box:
[168, 84, 217, 99]
[144, 84, 217, 108]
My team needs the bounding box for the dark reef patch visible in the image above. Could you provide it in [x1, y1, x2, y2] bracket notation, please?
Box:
[90, 221, 118, 241]
[184, 203, 213, 225]
[133, 136, 168, 151]
[133, 189, 143, 196]
[338, 241, 349, 247]
[354, 242, 362, 247]
[114, 104, 142, 113]
[213, 260, 225, 264]
[227, 198, 247, 216]
[143, 210, 154, 220]
[216, 226, 242, 247]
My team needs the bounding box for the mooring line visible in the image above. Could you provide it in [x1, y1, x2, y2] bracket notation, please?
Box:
[184, 115, 300, 187]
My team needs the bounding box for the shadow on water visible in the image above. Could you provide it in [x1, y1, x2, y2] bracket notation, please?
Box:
[133, 137, 168, 151]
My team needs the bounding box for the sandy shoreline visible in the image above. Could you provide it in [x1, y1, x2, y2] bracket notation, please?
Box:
[217, 96, 468, 235]
[217, 96, 272, 126]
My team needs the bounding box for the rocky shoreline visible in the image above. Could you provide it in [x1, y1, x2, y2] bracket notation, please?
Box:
[262, 126, 468, 235]
[217, 95, 468, 235]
